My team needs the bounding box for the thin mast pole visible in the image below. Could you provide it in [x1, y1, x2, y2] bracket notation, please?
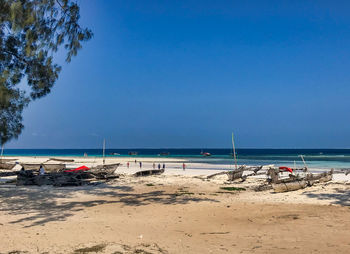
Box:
[300, 155, 307, 170]
[1, 144, 4, 161]
[232, 132, 237, 170]
[103, 139, 106, 165]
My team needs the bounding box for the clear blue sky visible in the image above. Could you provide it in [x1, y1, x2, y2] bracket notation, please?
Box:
[7, 0, 350, 149]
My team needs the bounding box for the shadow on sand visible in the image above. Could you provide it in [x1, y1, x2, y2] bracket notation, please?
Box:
[0, 182, 217, 227]
[302, 187, 350, 206]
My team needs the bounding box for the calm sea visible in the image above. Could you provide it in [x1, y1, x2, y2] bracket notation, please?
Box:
[3, 148, 350, 169]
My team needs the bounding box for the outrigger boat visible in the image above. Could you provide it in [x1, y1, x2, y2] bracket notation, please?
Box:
[20, 163, 66, 172]
[0, 163, 16, 170]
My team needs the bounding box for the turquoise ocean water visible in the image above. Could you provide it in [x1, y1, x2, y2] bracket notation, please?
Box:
[3, 148, 350, 169]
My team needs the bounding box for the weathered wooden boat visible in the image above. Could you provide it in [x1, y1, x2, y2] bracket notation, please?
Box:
[305, 169, 333, 186]
[0, 159, 17, 163]
[20, 163, 66, 172]
[92, 171, 120, 180]
[272, 179, 307, 193]
[16, 168, 118, 186]
[227, 168, 245, 181]
[0, 163, 16, 170]
[92, 163, 120, 171]
[16, 170, 94, 186]
[134, 169, 164, 177]
[271, 169, 333, 193]
[207, 165, 261, 181]
[0, 171, 18, 177]
[49, 158, 75, 162]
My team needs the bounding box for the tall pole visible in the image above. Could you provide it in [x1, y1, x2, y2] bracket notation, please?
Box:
[0, 144, 4, 161]
[232, 132, 237, 170]
[300, 155, 307, 170]
[103, 139, 106, 165]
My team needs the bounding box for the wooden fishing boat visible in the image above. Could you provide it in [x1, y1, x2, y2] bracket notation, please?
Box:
[272, 169, 333, 193]
[134, 169, 164, 177]
[92, 163, 120, 171]
[0, 163, 16, 170]
[272, 179, 307, 193]
[16, 171, 89, 186]
[0, 171, 18, 177]
[305, 169, 333, 186]
[0, 159, 17, 163]
[49, 158, 75, 162]
[20, 163, 66, 172]
[227, 167, 245, 181]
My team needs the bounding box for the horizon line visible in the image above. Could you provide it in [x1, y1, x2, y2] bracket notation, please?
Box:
[3, 147, 350, 150]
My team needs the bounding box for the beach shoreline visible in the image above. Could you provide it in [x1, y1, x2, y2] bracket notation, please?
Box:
[1, 156, 350, 253]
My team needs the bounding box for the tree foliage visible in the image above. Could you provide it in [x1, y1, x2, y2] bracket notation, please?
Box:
[0, 0, 92, 145]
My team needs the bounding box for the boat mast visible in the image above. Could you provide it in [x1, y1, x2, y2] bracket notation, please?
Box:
[300, 155, 307, 170]
[232, 132, 237, 170]
[0, 144, 3, 161]
[103, 139, 106, 165]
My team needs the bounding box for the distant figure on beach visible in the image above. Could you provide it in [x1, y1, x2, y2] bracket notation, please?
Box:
[135, 159, 137, 164]
[84, 152, 87, 157]
[182, 163, 186, 171]
[158, 164, 161, 170]
[139, 161, 142, 169]
[162, 163, 165, 170]
[39, 165, 45, 175]
[153, 163, 155, 169]
[127, 162, 129, 168]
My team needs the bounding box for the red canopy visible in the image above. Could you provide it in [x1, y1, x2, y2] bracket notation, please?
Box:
[279, 166, 293, 173]
[64, 165, 90, 173]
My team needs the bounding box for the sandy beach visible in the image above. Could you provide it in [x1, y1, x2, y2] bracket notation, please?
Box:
[0, 156, 350, 253]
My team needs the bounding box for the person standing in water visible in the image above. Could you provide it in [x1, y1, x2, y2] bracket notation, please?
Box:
[182, 163, 186, 171]
[127, 162, 130, 168]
